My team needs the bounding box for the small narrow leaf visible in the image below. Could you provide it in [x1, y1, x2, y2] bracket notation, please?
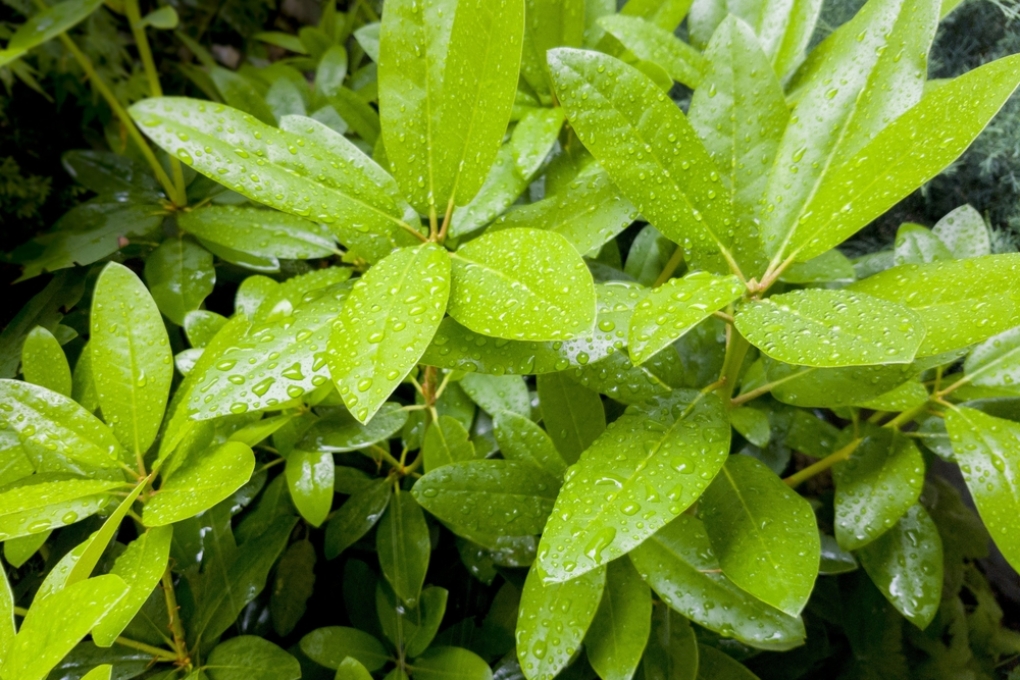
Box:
[21, 326, 71, 397]
[377, 489, 430, 606]
[585, 558, 652, 680]
[144, 441, 256, 526]
[179, 206, 338, 260]
[286, 449, 334, 527]
[325, 479, 392, 559]
[537, 372, 606, 464]
[493, 411, 567, 478]
[206, 636, 301, 680]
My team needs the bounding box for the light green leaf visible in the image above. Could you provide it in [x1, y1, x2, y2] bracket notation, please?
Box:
[302, 403, 409, 453]
[780, 249, 856, 284]
[1, 574, 127, 680]
[628, 272, 743, 365]
[493, 411, 567, 478]
[413, 460, 558, 547]
[0, 379, 124, 473]
[695, 645, 758, 680]
[0, 474, 125, 541]
[598, 15, 706, 88]
[854, 379, 929, 412]
[206, 636, 301, 680]
[859, 504, 943, 629]
[327, 88, 381, 147]
[449, 228, 596, 341]
[414, 648, 492, 680]
[184, 311, 227, 349]
[688, 16, 788, 276]
[548, 48, 733, 272]
[700, 455, 819, 616]
[21, 326, 71, 397]
[179, 206, 339, 260]
[377, 489, 430, 606]
[329, 244, 450, 423]
[286, 449, 334, 527]
[209, 67, 277, 126]
[91, 262, 173, 456]
[517, 564, 606, 680]
[520, 0, 586, 96]
[945, 407, 1020, 572]
[336, 657, 374, 680]
[735, 289, 924, 368]
[141, 6, 178, 29]
[619, 0, 692, 30]
[781, 52, 1020, 262]
[325, 479, 391, 559]
[730, 407, 771, 447]
[92, 526, 173, 646]
[763, 0, 939, 261]
[848, 254, 1020, 356]
[355, 23, 381, 61]
[80, 666, 112, 680]
[379, 0, 524, 210]
[255, 31, 308, 53]
[964, 326, 1020, 390]
[460, 374, 531, 418]
[0, 0, 105, 67]
[300, 626, 390, 671]
[316, 45, 349, 98]
[537, 372, 605, 465]
[833, 428, 924, 551]
[932, 204, 990, 259]
[585, 558, 652, 680]
[422, 415, 476, 472]
[0, 556, 14, 659]
[144, 441, 256, 526]
[893, 223, 952, 266]
[537, 391, 730, 581]
[629, 514, 805, 650]
[144, 237, 216, 326]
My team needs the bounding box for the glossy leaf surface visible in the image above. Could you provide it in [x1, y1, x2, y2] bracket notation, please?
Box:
[377, 489, 430, 606]
[144, 441, 256, 526]
[20, 326, 71, 397]
[585, 558, 652, 680]
[179, 206, 338, 259]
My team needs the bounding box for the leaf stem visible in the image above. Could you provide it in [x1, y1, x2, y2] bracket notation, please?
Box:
[371, 444, 403, 469]
[717, 322, 750, 400]
[437, 197, 455, 243]
[730, 368, 812, 406]
[161, 568, 190, 665]
[653, 246, 685, 287]
[783, 438, 861, 487]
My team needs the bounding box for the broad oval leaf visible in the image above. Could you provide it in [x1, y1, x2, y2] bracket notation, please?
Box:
[300, 626, 390, 671]
[206, 636, 301, 680]
[144, 441, 256, 526]
[585, 558, 652, 680]
[460, 373, 531, 418]
[144, 237, 216, 326]
[735, 289, 924, 367]
[329, 244, 450, 423]
[932, 204, 990, 259]
[699, 455, 820, 617]
[91, 262, 173, 456]
[449, 228, 596, 341]
[21, 326, 71, 397]
[285, 449, 334, 527]
[414, 647, 493, 680]
[377, 489, 430, 607]
[179, 205, 339, 259]
[537, 391, 730, 582]
[964, 326, 1020, 390]
[516, 563, 606, 680]
[493, 411, 567, 478]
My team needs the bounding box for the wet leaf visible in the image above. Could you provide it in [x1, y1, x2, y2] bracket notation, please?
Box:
[144, 441, 256, 526]
[637, 606, 698, 680]
[493, 411, 567, 478]
[893, 223, 952, 266]
[206, 636, 301, 680]
[286, 449, 334, 527]
[301, 403, 409, 453]
[537, 372, 606, 465]
[964, 326, 1020, 391]
[144, 237, 216, 326]
[695, 645, 758, 680]
[932, 204, 990, 259]
[598, 15, 706, 88]
[300, 627, 390, 671]
[179, 205, 338, 260]
[329, 244, 450, 423]
[585, 558, 652, 680]
[21, 326, 71, 397]
[377, 489, 430, 606]
[324, 478, 391, 559]
[423, 415, 476, 472]
[729, 407, 770, 447]
[461, 373, 531, 418]
[0, 0, 105, 66]
[414, 647, 493, 680]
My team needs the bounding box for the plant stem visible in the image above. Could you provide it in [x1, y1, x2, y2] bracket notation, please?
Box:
[717, 324, 750, 400]
[653, 246, 685, 287]
[161, 569, 190, 664]
[371, 444, 403, 469]
[730, 368, 812, 406]
[784, 438, 861, 487]
[437, 198, 455, 243]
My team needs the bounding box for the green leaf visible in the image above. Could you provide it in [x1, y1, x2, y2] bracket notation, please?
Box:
[144, 441, 256, 526]
[638, 606, 697, 680]
[735, 289, 924, 368]
[80, 665, 112, 680]
[493, 411, 567, 478]
[316, 45, 349, 98]
[21, 326, 71, 397]
[853, 379, 929, 412]
[422, 415, 476, 472]
[629, 272, 743, 365]
[780, 249, 856, 284]
[762, 0, 938, 262]
[932, 204, 990, 259]
[0, 0, 105, 67]
[848, 254, 1020, 356]
[0, 270, 84, 379]
[598, 15, 706, 88]
[379, 0, 524, 210]
[460, 373, 531, 418]
[945, 406, 1020, 572]
[209, 67, 277, 126]
[550, 48, 735, 272]
[1, 574, 127, 680]
[130, 99, 422, 257]
[414, 647, 492, 680]
[759, 358, 917, 409]
[699, 455, 820, 616]
[893, 223, 952, 266]
[327, 88, 381, 146]
[780, 53, 1020, 262]
[537, 372, 605, 465]
[141, 5, 178, 28]
[336, 657, 374, 680]
[329, 244, 450, 423]
[355, 22, 381, 61]
[0, 379, 125, 473]
[858, 504, 943, 630]
[964, 326, 1020, 390]
[0, 474, 126, 541]
[730, 407, 771, 447]
[62, 150, 161, 195]
[206, 636, 301, 680]
[255, 31, 308, 53]
[286, 449, 334, 527]
[377, 583, 448, 656]
[449, 228, 596, 341]
[325, 478, 392, 559]
[300, 627, 390, 671]
[833, 428, 924, 551]
[695, 645, 759, 680]
[819, 533, 858, 575]
[144, 237, 216, 326]
[520, 0, 585, 96]
[628, 514, 805, 650]
[92, 526, 173, 646]
[303, 403, 410, 453]
[516, 564, 606, 680]
[0, 556, 15, 659]
[585, 558, 652, 680]
[91, 262, 173, 456]
[413, 460, 559, 546]
[378, 489, 430, 606]
[537, 391, 730, 581]
[271, 540, 317, 637]
[179, 206, 339, 260]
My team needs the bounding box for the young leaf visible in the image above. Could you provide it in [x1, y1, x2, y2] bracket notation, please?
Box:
[537, 372, 606, 464]
[325, 479, 392, 559]
[21, 326, 71, 397]
[537, 391, 730, 582]
[422, 415, 476, 472]
[91, 262, 173, 457]
[848, 254, 1020, 356]
[449, 228, 596, 341]
[932, 204, 990, 259]
[893, 223, 952, 266]
[178, 206, 339, 260]
[379, 0, 524, 211]
[377, 489, 430, 606]
[80, 666, 112, 680]
[598, 15, 707, 88]
[548, 48, 734, 272]
[285, 449, 334, 527]
[206, 636, 301, 680]
[964, 326, 1020, 390]
[734, 289, 924, 368]
[945, 406, 1020, 572]
[300, 626, 390, 671]
[858, 504, 943, 630]
[493, 411, 567, 478]
[329, 244, 450, 423]
[414, 648, 493, 680]
[143, 441, 256, 526]
[209, 67, 277, 125]
[0, 553, 15, 658]
[460, 373, 531, 418]
[585, 558, 652, 680]
[412, 460, 559, 546]
[629, 514, 805, 650]
[516, 564, 606, 680]
[144, 238, 216, 326]
[833, 428, 924, 551]
[628, 272, 743, 365]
